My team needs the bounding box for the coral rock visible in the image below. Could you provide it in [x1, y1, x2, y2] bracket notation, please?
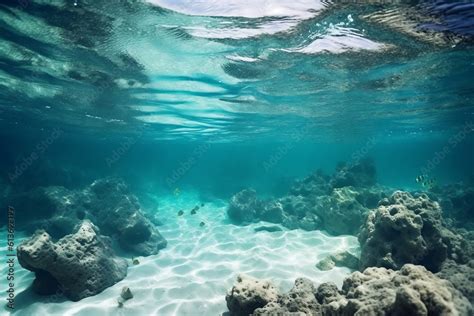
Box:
[330, 158, 377, 188]
[359, 191, 465, 272]
[316, 251, 360, 271]
[437, 260, 474, 304]
[226, 274, 278, 316]
[17, 221, 128, 301]
[227, 189, 264, 224]
[14, 178, 167, 256]
[334, 264, 473, 316]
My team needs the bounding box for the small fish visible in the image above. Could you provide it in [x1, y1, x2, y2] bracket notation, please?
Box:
[190, 209, 197, 215]
[415, 175, 425, 183]
[178, 210, 184, 216]
[199, 221, 205, 227]
[132, 257, 140, 265]
[174, 187, 181, 196]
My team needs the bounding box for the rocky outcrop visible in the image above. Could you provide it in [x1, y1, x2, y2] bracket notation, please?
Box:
[84, 178, 167, 255]
[289, 170, 331, 197]
[17, 221, 128, 301]
[321, 264, 472, 315]
[430, 183, 474, 229]
[254, 278, 320, 315]
[226, 265, 473, 316]
[279, 195, 322, 231]
[227, 189, 265, 224]
[316, 251, 360, 271]
[225, 274, 278, 316]
[438, 260, 474, 304]
[314, 187, 369, 235]
[330, 158, 377, 188]
[359, 191, 467, 272]
[10, 178, 167, 256]
[227, 160, 387, 236]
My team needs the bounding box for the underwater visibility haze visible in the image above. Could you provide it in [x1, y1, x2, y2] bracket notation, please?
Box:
[0, 0, 474, 315]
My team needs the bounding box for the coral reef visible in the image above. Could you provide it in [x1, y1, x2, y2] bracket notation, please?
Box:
[8, 178, 166, 256]
[226, 265, 473, 315]
[227, 159, 386, 235]
[359, 191, 467, 272]
[17, 221, 128, 301]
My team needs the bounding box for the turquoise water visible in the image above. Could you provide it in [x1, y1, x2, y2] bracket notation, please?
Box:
[0, 1, 474, 315]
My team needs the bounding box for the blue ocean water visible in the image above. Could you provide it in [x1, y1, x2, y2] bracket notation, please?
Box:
[0, 0, 474, 315]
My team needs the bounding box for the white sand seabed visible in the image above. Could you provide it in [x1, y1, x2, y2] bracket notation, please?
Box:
[1, 192, 359, 315]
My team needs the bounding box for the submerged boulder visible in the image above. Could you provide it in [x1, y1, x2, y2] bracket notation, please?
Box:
[437, 260, 474, 304]
[227, 265, 472, 316]
[227, 189, 264, 224]
[225, 274, 278, 316]
[279, 195, 322, 231]
[316, 251, 360, 271]
[226, 160, 388, 236]
[314, 187, 369, 235]
[359, 191, 467, 272]
[17, 221, 128, 301]
[12, 178, 167, 256]
[430, 183, 474, 229]
[254, 278, 321, 315]
[227, 189, 284, 225]
[289, 169, 331, 198]
[85, 178, 167, 255]
[321, 264, 472, 315]
[330, 158, 377, 189]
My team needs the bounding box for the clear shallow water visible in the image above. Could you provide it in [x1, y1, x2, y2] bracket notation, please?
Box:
[0, 0, 473, 141]
[0, 1, 474, 315]
[1, 192, 357, 315]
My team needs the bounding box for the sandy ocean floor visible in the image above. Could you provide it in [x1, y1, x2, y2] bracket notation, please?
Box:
[1, 192, 359, 315]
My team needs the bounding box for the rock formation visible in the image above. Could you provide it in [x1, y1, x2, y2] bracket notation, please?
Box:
[9, 178, 167, 256]
[316, 251, 360, 271]
[226, 159, 388, 236]
[225, 274, 278, 316]
[359, 191, 467, 272]
[226, 264, 473, 315]
[17, 221, 128, 301]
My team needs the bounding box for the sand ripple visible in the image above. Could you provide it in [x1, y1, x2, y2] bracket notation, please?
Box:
[1, 192, 358, 315]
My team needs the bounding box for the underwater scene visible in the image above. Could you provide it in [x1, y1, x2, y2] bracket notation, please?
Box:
[1, 0, 474, 315]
